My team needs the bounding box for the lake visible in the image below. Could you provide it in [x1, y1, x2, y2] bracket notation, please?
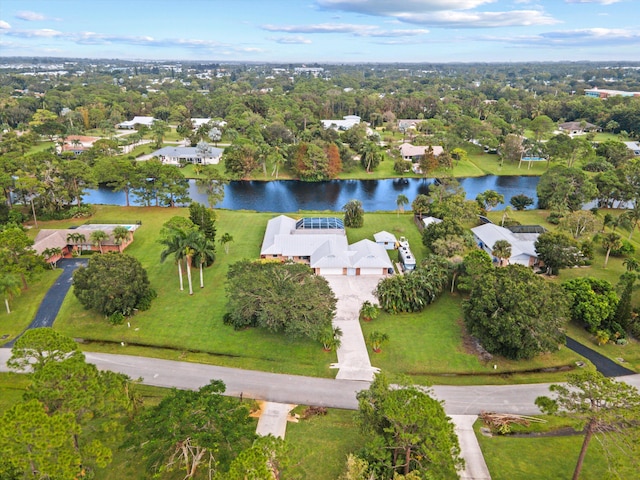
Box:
[83, 176, 541, 212]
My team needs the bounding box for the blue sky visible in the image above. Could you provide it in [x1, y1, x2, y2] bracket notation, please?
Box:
[0, 0, 638, 62]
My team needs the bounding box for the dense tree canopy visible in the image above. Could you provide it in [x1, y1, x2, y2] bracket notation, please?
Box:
[535, 232, 582, 275]
[463, 265, 570, 360]
[73, 253, 156, 316]
[537, 166, 598, 211]
[356, 374, 462, 479]
[562, 277, 619, 334]
[225, 260, 336, 341]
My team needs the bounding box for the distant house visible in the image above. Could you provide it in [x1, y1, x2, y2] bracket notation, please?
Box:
[33, 224, 139, 264]
[321, 115, 361, 131]
[624, 141, 640, 156]
[260, 215, 392, 276]
[116, 116, 156, 129]
[399, 143, 443, 162]
[557, 121, 600, 136]
[57, 135, 100, 155]
[471, 223, 540, 267]
[191, 118, 212, 129]
[397, 119, 422, 131]
[584, 87, 640, 99]
[374, 231, 397, 250]
[151, 145, 223, 165]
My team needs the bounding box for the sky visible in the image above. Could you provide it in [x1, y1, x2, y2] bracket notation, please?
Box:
[0, 0, 638, 63]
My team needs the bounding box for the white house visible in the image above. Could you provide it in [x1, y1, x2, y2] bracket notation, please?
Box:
[191, 118, 212, 129]
[260, 215, 392, 276]
[321, 115, 361, 131]
[374, 231, 397, 250]
[557, 121, 600, 136]
[116, 116, 156, 129]
[399, 143, 444, 162]
[624, 141, 640, 156]
[422, 216, 443, 228]
[471, 223, 540, 267]
[151, 145, 223, 166]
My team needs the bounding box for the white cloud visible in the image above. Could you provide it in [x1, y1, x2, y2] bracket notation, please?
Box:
[565, 0, 621, 4]
[483, 27, 640, 47]
[15, 11, 47, 21]
[0, 20, 11, 30]
[270, 36, 313, 44]
[7, 28, 63, 38]
[316, 0, 496, 14]
[262, 23, 428, 37]
[397, 9, 559, 27]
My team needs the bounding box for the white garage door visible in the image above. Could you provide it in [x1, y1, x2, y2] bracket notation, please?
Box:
[320, 268, 344, 275]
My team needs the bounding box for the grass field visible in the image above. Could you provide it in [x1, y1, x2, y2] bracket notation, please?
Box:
[476, 419, 611, 480]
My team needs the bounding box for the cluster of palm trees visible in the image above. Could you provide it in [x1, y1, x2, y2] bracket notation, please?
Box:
[159, 228, 216, 295]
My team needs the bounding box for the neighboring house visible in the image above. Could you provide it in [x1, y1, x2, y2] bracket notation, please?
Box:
[151, 145, 223, 165]
[374, 231, 397, 250]
[260, 215, 392, 276]
[557, 121, 600, 136]
[624, 141, 640, 156]
[422, 216, 442, 229]
[399, 143, 444, 162]
[116, 116, 156, 129]
[320, 115, 361, 131]
[56, 135, 100, 155]
[584, 87, 640, 99]
[33, 224, 139, 264]
[397, 119, 422, 131]
[471, 223, 541, 267]
[191, 118, 212, 129]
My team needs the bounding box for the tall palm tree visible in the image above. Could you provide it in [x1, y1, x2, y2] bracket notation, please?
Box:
[492, 240, 512, 266]
[159, 231, 187, 292]
[66, 232, 86, 254]
[90, 230, 108, 254]
[112, 226, 130, 252]
[602, 232, 622, 268]
[396, 194, 409, 216]
[190, 231, 216, 289]
[621, 204, 640, 240]
[0, 273, 22, 314]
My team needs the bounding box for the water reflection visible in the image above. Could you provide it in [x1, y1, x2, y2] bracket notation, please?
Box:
[84, 176, 541, 212]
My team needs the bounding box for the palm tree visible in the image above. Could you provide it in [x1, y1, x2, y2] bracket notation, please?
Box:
[219, 232, 234, 254]
[623, 257, 640, 273]
[42, 247, 63, 268]
[368, 331, 389, 353]
[66, 232, 86, 254]
[396, 194, 409, 216]
[621, 204, 640, 240]
[359, 301, 379, 322]
[90, 230, 108, 254]
[492, 240, 512, 267]
[0, 273, 22, 314]
[159, 231, 187, 292]
[319, 326, 342, 352]
[602, 232, 622, 268]
[190, 231, 216, 289]
[112, 226, 130, 252]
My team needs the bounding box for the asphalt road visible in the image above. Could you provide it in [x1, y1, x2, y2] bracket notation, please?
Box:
[2, 350, 637, 416]
[2, 258, 88, 348]
[565, 337, 635, 377]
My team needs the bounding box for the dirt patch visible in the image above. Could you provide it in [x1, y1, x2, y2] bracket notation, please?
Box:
[458, 319, 493, 361]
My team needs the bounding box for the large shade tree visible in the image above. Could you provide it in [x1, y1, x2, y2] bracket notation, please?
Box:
[463, 265, 570, 360]
[356, 373, 463, 479]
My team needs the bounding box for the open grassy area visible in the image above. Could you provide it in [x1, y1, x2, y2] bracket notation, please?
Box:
[0, 372, 31, 414]
[0, 269, 62, 345]
[286, 407, 365, 480]
[476, 419, 610, 480]
[467, 153, 550, 176]
[361, 294, 590, 386]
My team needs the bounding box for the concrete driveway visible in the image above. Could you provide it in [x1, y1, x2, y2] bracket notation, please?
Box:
[323, 275, 383, 381]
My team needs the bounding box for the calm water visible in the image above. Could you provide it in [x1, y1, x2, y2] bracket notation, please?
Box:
[83, 176, 540, 212]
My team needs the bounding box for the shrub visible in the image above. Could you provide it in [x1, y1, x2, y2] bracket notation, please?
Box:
[611, 240, 635, 257]
[109, 312, 125, 325]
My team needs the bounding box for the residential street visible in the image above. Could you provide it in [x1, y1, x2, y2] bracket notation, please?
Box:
[2, 349, 638, 415]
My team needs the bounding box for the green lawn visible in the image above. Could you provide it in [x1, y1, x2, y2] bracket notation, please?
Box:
[52, 206, 337, 377]
[467, 153, 550, 176]
[476, 419, 611, 480]
[361, 294, 590, 385]
[0, 373, 31, 414]
[286, 407, 365, 480]
[0, 269, 62, 345]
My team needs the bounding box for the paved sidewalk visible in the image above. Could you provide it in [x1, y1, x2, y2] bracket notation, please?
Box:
[255, 402, 295, 439]
[324, 275, 381, 381]
[451, 415, 492, 480]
